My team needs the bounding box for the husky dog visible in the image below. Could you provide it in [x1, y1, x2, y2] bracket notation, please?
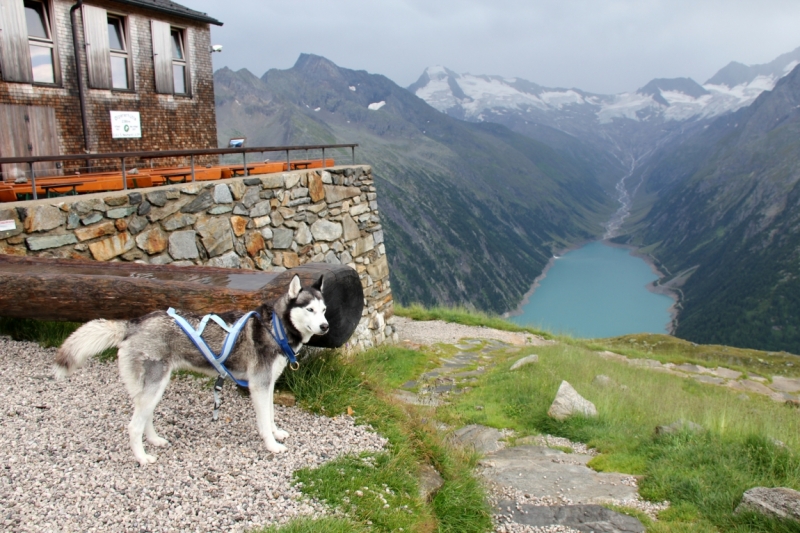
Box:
[55, 275, 328, 466]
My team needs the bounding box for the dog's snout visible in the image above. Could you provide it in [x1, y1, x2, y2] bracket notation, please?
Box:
[320, 323, 329, 334]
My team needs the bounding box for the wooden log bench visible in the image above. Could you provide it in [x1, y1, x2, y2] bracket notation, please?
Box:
[0, 256, 363, 348]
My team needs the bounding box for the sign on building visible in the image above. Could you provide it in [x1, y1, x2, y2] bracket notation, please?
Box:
[110, 111, 142, 139]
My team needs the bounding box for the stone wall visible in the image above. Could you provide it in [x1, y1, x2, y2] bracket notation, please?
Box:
[0, 165, 395, 349]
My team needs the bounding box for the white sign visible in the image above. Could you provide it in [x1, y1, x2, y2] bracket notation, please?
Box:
[0, 219, 16, 232]
[110, 111, 142, 139]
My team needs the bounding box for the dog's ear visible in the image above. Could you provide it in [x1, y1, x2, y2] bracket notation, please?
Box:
[288, 275, 302, 299]
[312, 275, 324, 292]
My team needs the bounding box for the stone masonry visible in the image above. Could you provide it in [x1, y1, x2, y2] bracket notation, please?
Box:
[0, 165, 394, 348]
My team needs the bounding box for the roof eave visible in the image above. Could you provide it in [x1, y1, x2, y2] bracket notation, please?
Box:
[109, 0, 223, 26]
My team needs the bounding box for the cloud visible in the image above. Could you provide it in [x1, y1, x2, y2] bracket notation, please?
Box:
[185, 0, 800, 94]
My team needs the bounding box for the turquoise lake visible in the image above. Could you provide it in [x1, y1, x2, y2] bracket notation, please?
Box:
[509, 241, 675, 338]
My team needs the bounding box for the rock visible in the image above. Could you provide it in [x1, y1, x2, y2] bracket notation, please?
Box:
[655, 419, 704, 436]
[367, 255, 389, 280]
[169, 230, 199, 260]
[510, 354, 539, 370]
[162, 213, 196, 231]
[452, 424, 505, 454]
[213, 184, 233, 204]
[196, 217, 233, 258]
[181, 191, 213, 213]
[351, 235, 374, 256]
[105, 206, 136, 219]
[342, 214, 360, 241]
[310, 219, 343, 241]
[547, 381, 597, 421]
[249, 200, 271, 218]
[735, 487, 800, 521]
[26, 233, 78, 251]
[74, 221, 116, 242]
[135, 227, 168, 255]
[88, 232, 134, 261]
[496, 502, 645, 533]
[770, 377, 800, 394]
[81, 212, 103, 225]
[229, 216, 248, 237]
[308, 173, 325, 203]
[418, 464, 444, 501]
[324, 185, 360, 203]
[295, 222, 312, 245]
[23, 205, 64, 232]
[273, 391, 296, 407]
[592, 374, 615, 387]
[207, 251, 241, 269]
[146, 191, 167, 207]
[271, 228, 294, 249]
[241, 187, 261, 208]
[244, 232, 265, 257]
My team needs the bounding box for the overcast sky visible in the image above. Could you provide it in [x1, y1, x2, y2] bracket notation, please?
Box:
[181, 0, 800, 95]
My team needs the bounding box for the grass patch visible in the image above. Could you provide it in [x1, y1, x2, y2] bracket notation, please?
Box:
[395, 303, 551, 339]
[0, 317, 81, 348]
[258, 517, 369, 533]
[437, 341, 800, 531]
[583, 333, 800, 378]
[275, 349, 492, 533]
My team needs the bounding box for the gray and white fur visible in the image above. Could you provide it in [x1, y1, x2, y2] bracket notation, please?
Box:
[55, 275, 328, 466]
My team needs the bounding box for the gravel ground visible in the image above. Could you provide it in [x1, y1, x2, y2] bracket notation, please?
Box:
[0, 336, 387, 533]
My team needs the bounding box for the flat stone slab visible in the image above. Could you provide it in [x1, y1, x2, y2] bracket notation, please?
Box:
[480, 446, 637, 503]
[770, 377, 800, 393]
[391, 390, 441, 406]
[452, 424, 505, 454]
[496, 503, 644, 533]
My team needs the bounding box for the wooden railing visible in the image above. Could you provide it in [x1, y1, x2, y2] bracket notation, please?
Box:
[0, 143, 358, 200]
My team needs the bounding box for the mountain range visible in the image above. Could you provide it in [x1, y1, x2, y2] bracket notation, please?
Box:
[214, 46, 800, 354]
[214, 55, 617, 314]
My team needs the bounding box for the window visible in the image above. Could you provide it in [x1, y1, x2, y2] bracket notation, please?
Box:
[152, 20, 190, 95]
[24, 0, 54, 83]
[82, 5, 133, 90]
[107, 15, 130, 89]
[170, 28, 186, 94]
[0, 0, 59, 84]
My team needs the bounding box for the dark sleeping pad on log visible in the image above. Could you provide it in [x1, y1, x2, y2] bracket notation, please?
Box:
[0, 255, 363, 348]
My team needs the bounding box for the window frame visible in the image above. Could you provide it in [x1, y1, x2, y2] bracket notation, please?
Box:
[0, 0, 61, 85]
[169, 26, 188, 95]
[106, 12, 134, 91]
[151, 19, 191, 96]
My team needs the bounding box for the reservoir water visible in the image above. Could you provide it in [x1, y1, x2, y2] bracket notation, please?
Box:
[510, 241, 675, 338]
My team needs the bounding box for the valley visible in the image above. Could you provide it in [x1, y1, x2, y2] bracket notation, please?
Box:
[214, 45, 800, 354]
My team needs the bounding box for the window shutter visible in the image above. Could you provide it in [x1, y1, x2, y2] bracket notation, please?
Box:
[0, 0, 33, 82]
[151, 20, 172, 94]
[27, 105, 61, 176]
[82, 4, 111, 89]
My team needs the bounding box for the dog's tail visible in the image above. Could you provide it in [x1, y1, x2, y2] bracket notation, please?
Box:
[54, 319, 127, 379]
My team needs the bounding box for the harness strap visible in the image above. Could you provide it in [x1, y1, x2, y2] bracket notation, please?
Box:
[167, 307, 255, 388]
[271, 314, 299, 369]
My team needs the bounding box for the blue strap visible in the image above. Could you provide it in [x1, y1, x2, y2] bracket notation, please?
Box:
[271, 313, 298, 367]
[167, 308, 256, 387]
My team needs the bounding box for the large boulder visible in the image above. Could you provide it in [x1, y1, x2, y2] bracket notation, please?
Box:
[735, 487, 800, 520]
[547, 381, 597, 421]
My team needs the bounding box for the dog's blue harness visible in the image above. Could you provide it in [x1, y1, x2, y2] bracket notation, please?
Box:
[166, 308, 299, 420]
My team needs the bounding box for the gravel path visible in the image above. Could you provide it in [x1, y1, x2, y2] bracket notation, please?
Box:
[392, 316, 552, 347]
[0, 336, 387, 532]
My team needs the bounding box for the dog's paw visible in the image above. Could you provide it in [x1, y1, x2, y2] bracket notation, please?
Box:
[147, 436, 170, 447]
[273, 429, 289, 441]
[266, 442, 287, 454]
[136, 454, 157, 466]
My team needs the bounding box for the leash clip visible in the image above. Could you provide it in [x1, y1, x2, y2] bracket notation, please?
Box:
[289, 361, 300, 371]
[212, 376, 224, 421]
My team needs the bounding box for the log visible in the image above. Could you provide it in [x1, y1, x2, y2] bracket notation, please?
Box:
[0, 255, 363, 348]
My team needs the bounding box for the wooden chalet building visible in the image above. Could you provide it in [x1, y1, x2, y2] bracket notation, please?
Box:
[0, 0, 222, 179]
